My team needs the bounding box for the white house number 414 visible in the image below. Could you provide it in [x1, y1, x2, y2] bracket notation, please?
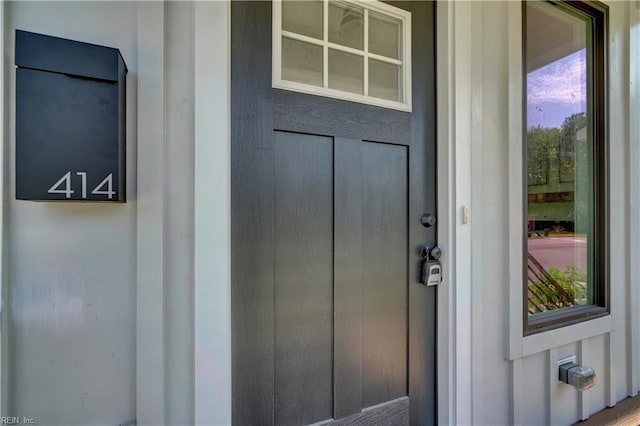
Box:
[47, 171, 115, 199]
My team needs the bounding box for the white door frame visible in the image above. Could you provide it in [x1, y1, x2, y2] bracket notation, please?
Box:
[131, 0, 474, 424]
[185, 1, 472, 424]
[435, 2, 473, 425]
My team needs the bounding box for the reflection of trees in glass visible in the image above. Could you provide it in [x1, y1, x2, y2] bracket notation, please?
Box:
[559, 112, 587, 182]
[548, 265, 587, 303]
[527, 263, 587, 313]
[527, 125, 560, 186]
[527, 112, 588, 186]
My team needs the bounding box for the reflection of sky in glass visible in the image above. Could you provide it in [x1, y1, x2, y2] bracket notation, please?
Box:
[527, 49, 587, 129]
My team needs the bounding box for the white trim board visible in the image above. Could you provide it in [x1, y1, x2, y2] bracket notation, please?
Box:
[434, 1, 474, 424]
[435, 1, 455, 424]
[453, 1, 474, 423]
[136, 2, 166, 425]
[193, 1, 232, 424]
[627, 0, 640, 397]
[506, 0, 525, 360]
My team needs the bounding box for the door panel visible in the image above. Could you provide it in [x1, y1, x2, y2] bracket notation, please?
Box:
[361, 141, 408, 408]
[274, 131, 334, 425]
[334, 138, 364, 420]
[273, 91, 411, 145]
[232, 1, 436, 425]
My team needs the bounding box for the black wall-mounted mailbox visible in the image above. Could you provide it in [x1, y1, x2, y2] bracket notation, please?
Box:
[15, 30, 127, 202]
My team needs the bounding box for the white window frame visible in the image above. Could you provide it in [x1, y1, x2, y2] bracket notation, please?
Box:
[506, 0, 612, 361]
[272, 0, 412, 112]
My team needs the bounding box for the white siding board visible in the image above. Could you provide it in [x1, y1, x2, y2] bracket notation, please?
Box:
[136, 2, 166, 424]
[473, 3, 511, 425]
[507, 0, 525, 361]
[452, 2, 473, 424]
[517, 354, 546, 426]
[607, 0, 633, 404]
[436, 2, 455, 424]
[510, 358, 522, 425]
[193, 1, 232, 424]
[547, 348, 557, 425]
[607, 332, 617, 407]
[585, 335, 608, 417]
[165, 3, 195, 424]
[551, 344, 581, 426]
[578, 340, 589, 420]
[469, 1, 484, 424]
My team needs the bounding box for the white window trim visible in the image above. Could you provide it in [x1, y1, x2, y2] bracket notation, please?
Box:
[505, 1, 612, 361]
[272, 0, 412, 112]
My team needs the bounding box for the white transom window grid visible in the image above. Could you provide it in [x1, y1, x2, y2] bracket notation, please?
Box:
[273, 0, 412, 112]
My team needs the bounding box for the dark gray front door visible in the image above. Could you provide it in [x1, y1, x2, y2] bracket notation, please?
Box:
[231, 1, 436, 424]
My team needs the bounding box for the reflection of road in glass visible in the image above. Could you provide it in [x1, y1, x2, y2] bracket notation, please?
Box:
[528, 236, 587, 273]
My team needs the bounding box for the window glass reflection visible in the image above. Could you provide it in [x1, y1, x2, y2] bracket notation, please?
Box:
[526, 2, 593, 316]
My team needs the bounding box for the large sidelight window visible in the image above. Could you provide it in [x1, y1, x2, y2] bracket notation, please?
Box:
[524, 0, 608, 334]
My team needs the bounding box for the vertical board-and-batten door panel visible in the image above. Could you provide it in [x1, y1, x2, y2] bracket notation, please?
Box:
[232, 1, 436, 425]
[274, 131, 334, 424]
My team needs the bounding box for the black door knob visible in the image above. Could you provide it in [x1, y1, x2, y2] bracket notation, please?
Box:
[420, 245, 442, 260]
[429, 246, 442, 260]
[421, 213, 436, 227]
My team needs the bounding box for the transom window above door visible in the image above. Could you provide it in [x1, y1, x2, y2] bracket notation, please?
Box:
[272, 0, 412, 111]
